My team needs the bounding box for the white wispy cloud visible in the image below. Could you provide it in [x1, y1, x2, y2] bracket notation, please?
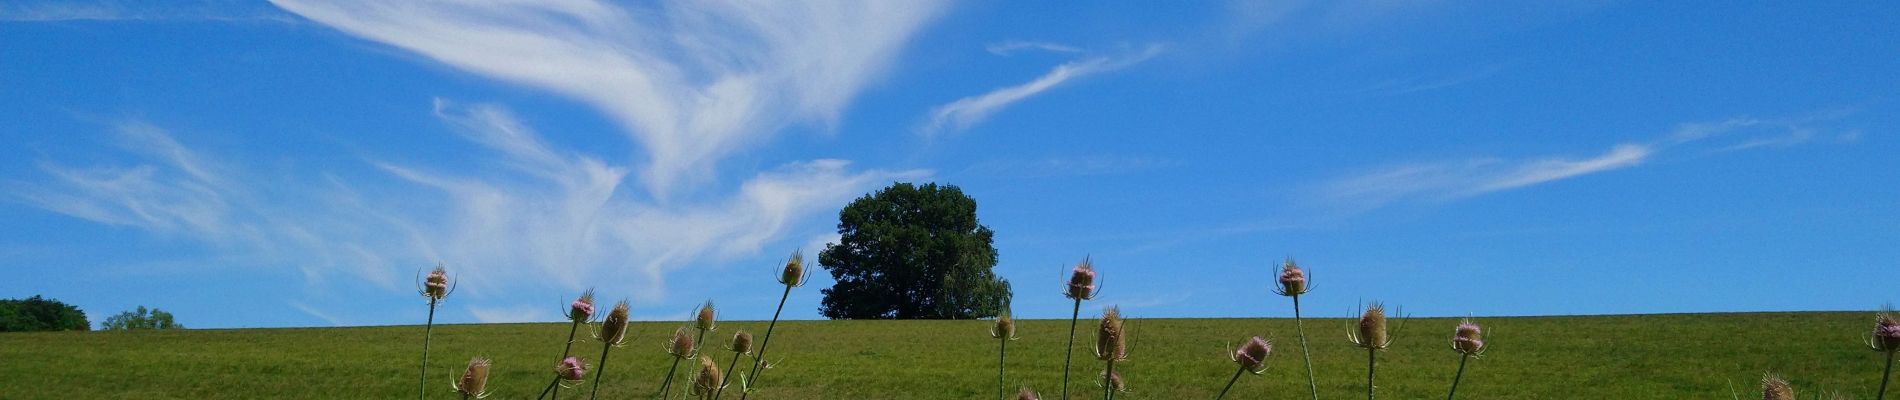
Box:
[270, 0, 948, 198]
[290, 301, 346, 327]
[985, 40, 1083, 56]
[1320, 115, 1846, 211]
[919, 45, 1164, 137]
[0, 1, 294, 23]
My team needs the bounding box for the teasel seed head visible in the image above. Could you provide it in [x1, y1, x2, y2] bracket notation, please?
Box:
[695, 300, 717, 332]
[419, 264, 452, 300]
[568, 289, 596, 322]
[556, 356, 587, 382]
[1871, 308, 1900, 353]
[728, 330, 753, 355]
[1452, 318, 1486, 356]
[1065, 257, 1100, 300]
[690, 356, 724, 399]
[1099, 370, 1128, 393]
[669, 326, 698, 359]
[452, 357, 491, 399]
[1350, 302, 1392, 350]
[1273, 257, 1309, 297]
[778, 250, 808, 287]
[595, 300, 631, 346]
[1231, 335, 1272, 374]
[991, 311, 1018, 340]
[1015, 386, 1040, 400]
[1094, 305, 1128, 361]
[1761, 373, 1793, 400]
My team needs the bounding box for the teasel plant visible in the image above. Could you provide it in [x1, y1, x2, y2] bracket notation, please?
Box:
[540, 289, 596, 400]
[451, 357, 492, 400]
[1061, 257, 1102, 399]
[1761, 373, 1795, 400]
[1871, 307, 1900, 400]
[1015, 386, 1041, 400]
[1347, 302, 1405, 400]
[1216, 336, 1272, 400]
[1098, 370, 1128, 398]
[740, 250, 809, 400]
[990, 305, 1019, 400]
[1445, 318, 1487, 400]
[662, 302, 717, 395]
[688, 355, 726, 400]
[538, 356, 587, 400]
[417, 264, 455, 400]
[713, 330, 752, 400]
[1273, 258, 1318, 400]
[588, 300, 632, 400]
[658, 326, 702, 396]
[1095, 305, 1129, 400]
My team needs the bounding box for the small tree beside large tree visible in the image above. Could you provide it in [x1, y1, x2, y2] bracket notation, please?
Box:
[819, 182, 1011, 320]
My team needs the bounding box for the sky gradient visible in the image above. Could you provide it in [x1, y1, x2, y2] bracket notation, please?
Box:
[3, 1, 1896, 329]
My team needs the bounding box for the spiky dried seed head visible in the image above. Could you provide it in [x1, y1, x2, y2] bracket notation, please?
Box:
[453, 357, 491, 398]
[695, 300, 717, 331]
[1873, 310, 1900, 352]
[569, 289, 596, 322]
[1355, 302, 1389, 349]
[1016, 387, 1040, 400]
[1761, 374, 1793, 400]
[992, 312, 1017, 340]
[422, 264, 450, 300]
[598, 300, 631, 346]
[778, 250, 806, 287]
[1275, 258, 1308, 296]
[1233, 336, 1272, 373]
[728, 330, 753, 354]
[1452, 318, 1485, 356]
[1066, 257, 1098, 300]
[556, 356, 587, 381]
[669, 326, 697, 359]
[1101, 370, 1128, 393]
[690, 356, 723, 399]
[1095, 306, 1127, 361]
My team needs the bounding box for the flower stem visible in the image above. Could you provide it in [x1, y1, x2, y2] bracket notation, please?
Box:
[1880, 350, 1895, 400]
[1062, 298, 1081, 400]
[1293, 295, 1318, 400]
[1103, 359, 1117, 400]
[715, 351, 744, 400]
[538, 375, 560, 400]
[996, 338, 1008, 400]
[1215, 365, 1246, 400]
[1366, 348, 1378, 400]
[546, 320, 582, 400]
[741, 285, 793, 400]
[419, 299, 437, 400]
[1446, 354, 1469, 400]
[659, 356, 683, 396]
[588, 344, 612, 400]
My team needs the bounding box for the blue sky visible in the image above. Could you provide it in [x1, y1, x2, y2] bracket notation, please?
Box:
[2, 1, 1895, 329]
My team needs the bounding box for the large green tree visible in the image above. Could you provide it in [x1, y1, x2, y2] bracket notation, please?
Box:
[0, 295, 89, 332]
[819, 182, 1011, 319]
[102, 306, 184, 331]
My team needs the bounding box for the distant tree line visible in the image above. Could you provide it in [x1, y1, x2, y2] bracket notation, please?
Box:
[0, 295, 89, 332]
[103, 306, 184, 331]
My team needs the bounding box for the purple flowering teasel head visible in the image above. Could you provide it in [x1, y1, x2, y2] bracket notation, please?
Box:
[418, 264, 453, 301]
[1273, 257, 1308, 297]
[568, 289, 596, 322]
[1452, 318, 1487, 357]
[452, 357, 491, 398]
[1231, 335, 1272, 374]
[556, 356, 587, 382]
[1064, 257, 1100, 300]
[1871, 307, 1900, 353]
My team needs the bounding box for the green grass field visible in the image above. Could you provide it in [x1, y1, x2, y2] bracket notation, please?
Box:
[1, 312, 1889, 399]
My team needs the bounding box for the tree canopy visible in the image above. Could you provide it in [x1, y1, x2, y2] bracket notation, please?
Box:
[102, 306, 184, 331]
[818, 182, 1011, 319]
[0, 295, 90, 332]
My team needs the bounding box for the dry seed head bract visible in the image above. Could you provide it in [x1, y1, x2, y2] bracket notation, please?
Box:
[1065, 257, 1100, 300]
[1231, 335, 1272, 374]
[1095, 306, 1128, 362]
[669, 326, 698, 359]
[1098, 370, 1128, 393]
[696, 300, 717, 332]
[1760, 373, 1794, 400]
[452, 357, 491, 399]
[595, 300, 632, 346]
[1349, 302, 1401, 350]
[727, 330, 753, 355]
[1273, 257, 1309, 297]
[690, 356, 724, 399]
[778, 250, 810, 288]
[991, 311, 1018, 340]
[1016, 386, 1040, 400]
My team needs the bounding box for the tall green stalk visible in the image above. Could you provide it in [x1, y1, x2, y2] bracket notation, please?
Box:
[1446, 354, 1470, 400]
[715, 350, 744, 400]
[1215, 365, 1246, 400]
[1293, 295, 1318, 400]
[541, 320, 582, 400]
[419, 299, 437, 400]
[587, 342, 612, 400]
[1061, 298, 1082, 399]
[1366, 348, 1378, 400]
[740, 285, 793, 400]
[1103, 359, 1117, 400]
[995, 337, 1008, 400]
[1879, 350, 1895, 400]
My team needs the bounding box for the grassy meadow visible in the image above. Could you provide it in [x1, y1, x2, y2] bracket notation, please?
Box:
[0, 312, 1887, 399]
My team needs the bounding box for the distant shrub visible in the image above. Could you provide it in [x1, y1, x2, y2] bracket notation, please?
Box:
[101, 306, 184, 331]
[0, 295, 90, 332]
